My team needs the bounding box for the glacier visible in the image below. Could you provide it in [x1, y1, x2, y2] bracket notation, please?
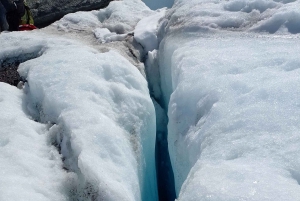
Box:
[1, 0, 300, 201]
[158, 0, 300, 200]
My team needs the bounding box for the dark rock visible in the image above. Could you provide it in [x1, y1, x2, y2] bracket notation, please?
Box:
[0, 62, 22, 86]
[0, 2, 8, 31]
[26, 0, 113, 28]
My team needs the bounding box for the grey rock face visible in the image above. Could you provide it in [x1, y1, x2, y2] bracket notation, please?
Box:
[0, 62, 21, 86]
[0, 2, 8, 31]
[26, 0, 112, 27]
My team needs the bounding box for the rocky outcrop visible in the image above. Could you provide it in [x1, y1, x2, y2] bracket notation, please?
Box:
[26, 0, 112, 27]
[0, 62, 21, 86]
[0, 2, 8, 31]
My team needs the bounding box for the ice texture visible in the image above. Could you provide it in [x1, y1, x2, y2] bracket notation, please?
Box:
[0, 83, 68, 201]
[134, 9, 166, 53]
[163, 0, 300, 34]
[0, 30, 157, 201]
[2, 0, 300, 200]
[157, 0, 300, 200]
[97, 0, 154, 34]
[50, 0, 154, 35]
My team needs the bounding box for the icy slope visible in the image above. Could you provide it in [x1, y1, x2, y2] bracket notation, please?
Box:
[2, 0, 300, 200]
[156, 0, 300, 200]
[0, 26, 157, 200]
[163, 0, 300, 34]
[0, 83, 68, 201]
[1, 1, 161, 200]
[42, 0, 156, 71]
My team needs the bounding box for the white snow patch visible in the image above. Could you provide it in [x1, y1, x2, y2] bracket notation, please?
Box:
[49, 0, 154, 35]
[97, 0, 154, 34]
[164, 0, 300, 34]
[0, 83, 68, 201]
[157, 0, 300, 200]
[134, 9, 166, 52]
[0, 30, 158, 201]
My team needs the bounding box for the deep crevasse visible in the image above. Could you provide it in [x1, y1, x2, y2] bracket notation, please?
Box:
[1, 1, 160, 200]
[1, 0, 300, 200]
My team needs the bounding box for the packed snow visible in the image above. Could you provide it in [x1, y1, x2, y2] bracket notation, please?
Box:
[160, 33, 300, 200]
[155, 0, 300, 200]
[0, 21, 157, 201]
[52, 0, 154, 35]
[134, 9, 166, 53]
[0, 83, 68, 200]
[44, 0, 155, 71]
[97, 0, 154, 34]
[1, 0, 300, 200]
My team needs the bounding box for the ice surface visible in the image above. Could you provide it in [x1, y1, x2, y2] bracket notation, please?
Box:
[51, 0, 154, 35]
[2, 0, 300, 200]
[163, 0, 300, 34]
[52, 11, 101, 33]
[97, 0, 154, 34]
[163, 34, 300, 200]
[0, 30, 157, 200]
[44, 0, 153, 72]
[0, 82, 68, 201]
[134, 9, 166, 52]
[94, 28, 129, 43]
[50, 0, 153, 34]
[157, 0, 300, 200]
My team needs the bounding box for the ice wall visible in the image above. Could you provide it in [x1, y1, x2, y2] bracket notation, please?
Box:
[158, 0, 300, 200]
[0, 31, 158, 201]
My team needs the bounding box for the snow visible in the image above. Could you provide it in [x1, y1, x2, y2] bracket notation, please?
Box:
[162, 0, 300, 34]
[0, 83, 68, 201]
[156, 0, 300, 200]
[97, 0, 154, 34]
[53, 11, 101, 33]
[134, 9, 166, 53]
[0, 30, 157, 200]
[94, 28, 129, 43]
[51, 0, 154, 35]
[161, 34, 300, 200]
[2, 0, 300, 200]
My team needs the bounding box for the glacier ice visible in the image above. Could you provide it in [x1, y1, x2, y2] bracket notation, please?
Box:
[0, 28, 158, 200]
[1, 0, 300, 200]
[157, 0, 300, 200]
[134, 9, 166, 53]
[0, 82, 68, 200]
